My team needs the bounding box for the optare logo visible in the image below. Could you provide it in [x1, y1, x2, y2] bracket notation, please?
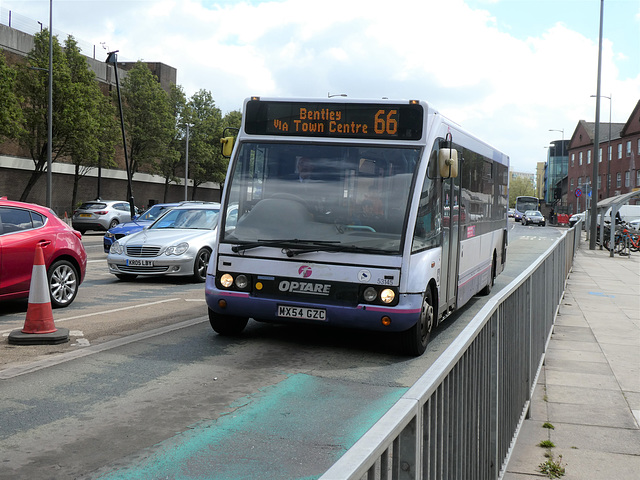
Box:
[298, 265, 312, 278]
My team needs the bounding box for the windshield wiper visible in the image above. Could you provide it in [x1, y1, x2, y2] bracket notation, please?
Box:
[283, 243, 394, 257]
[231, 239, 340, 253]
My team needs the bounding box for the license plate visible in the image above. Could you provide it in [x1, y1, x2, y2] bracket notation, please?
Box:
[278, 305, 326, 321]
[126, 259, 154, 267]
[79, 213, 92, 217]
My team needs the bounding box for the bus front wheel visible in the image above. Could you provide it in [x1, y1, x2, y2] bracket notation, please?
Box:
[400, 288, 434, 356]
[208, 308, 249, 336]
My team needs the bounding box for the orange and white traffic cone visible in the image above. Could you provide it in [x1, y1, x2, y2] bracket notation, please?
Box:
[8, 245, 69, 345]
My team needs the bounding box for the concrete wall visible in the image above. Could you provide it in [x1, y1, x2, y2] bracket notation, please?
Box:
[0, 155, 222, 217]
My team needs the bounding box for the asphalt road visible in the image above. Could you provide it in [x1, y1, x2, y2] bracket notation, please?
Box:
[0, 221, 562, 479]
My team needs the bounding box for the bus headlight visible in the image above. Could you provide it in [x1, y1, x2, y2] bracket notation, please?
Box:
[235, 274, 249, 289]
[363, 287, 377, 302]
[220, 273, 234, 288]
[380, 289, 395, 304]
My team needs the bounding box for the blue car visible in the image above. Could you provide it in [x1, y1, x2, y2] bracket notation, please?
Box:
[103, 203, 179, 253]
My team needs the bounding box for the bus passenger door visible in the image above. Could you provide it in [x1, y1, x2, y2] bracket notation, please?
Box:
[440, 176, 460, 315]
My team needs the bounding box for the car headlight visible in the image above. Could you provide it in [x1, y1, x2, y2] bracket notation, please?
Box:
[105, 232, 115, 239]
[110, 241, 123, 255]
[166, 242, 189, 256]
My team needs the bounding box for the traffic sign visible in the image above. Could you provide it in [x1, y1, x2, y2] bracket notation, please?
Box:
[575, 188, 582, 197]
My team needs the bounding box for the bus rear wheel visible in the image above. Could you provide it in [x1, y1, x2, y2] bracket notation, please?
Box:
[400, 288, 434, 356]
[208, 308, 249, 336]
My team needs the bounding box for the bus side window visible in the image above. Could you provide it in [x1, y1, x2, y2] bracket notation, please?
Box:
[412, 148, 441, 252]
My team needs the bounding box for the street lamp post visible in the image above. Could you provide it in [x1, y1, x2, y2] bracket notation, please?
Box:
[184, 124, 189, 201]
[589, 0, 605, 250]
[105, 50, 136, 219]
[46, 0, 52, 208]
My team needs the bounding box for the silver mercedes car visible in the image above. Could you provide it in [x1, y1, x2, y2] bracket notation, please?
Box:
[107, 203, 220, 282]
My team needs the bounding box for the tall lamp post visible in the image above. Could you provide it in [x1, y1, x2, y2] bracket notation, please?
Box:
[184, 124, 190, 201]
[46, 0, 53, 208]
[591, 94, 612, 199]
[589, 0, 605, 250]
[105, 50, 136, 219]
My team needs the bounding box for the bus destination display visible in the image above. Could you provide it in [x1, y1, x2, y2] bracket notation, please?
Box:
[245, 100, 423, 140]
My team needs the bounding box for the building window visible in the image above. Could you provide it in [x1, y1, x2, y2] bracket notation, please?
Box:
[579, 152, 583, 165]
[570, 178, 574, 190]
[609, 145, 612, 161]
[597, 175, 601, 190]
[625, 171, 630, 187]
[618, 143, 622, 159]
[599, 148, 602, 163]
[578, 176, 582, 187]
[627, 141, 632, 156]
[617, 172, 621, 187]
[571, 153, 575, 167]
[637, 139, 640, 155]
[637, 170, 640, 187]
[587, 150, 591, 164]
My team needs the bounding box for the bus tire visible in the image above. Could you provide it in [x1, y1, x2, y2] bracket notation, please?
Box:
[208, 308, 249, 336]
[479, 252, 496, 296]
[400, 288, 434, 356]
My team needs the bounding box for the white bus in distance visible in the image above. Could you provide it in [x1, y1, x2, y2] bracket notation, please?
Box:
[206, 97, 509, 355]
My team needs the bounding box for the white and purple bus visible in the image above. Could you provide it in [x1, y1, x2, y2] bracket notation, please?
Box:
[205, 97, 509, 355]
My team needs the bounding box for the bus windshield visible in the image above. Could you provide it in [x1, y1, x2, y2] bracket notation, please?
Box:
[221, 142, 422, 255]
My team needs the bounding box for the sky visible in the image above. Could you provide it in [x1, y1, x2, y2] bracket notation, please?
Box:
[1, 0, 639, 174]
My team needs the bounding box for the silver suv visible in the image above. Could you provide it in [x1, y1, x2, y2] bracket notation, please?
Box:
[72, 200, 133, 234]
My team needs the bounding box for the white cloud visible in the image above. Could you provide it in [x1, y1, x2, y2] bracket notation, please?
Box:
[2, 0, 638, 174]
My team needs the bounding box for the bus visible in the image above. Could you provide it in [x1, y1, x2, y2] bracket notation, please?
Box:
[205, 97, 509, 355]
[514, 196, 540, 222]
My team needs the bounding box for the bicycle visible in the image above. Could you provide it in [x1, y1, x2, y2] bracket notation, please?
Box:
[603, 221, 639, 254]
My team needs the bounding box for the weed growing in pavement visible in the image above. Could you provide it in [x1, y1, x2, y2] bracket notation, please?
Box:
[539, 453, 566, 478]
[539, 440, 555, 448]
[542, 422, 555, 429]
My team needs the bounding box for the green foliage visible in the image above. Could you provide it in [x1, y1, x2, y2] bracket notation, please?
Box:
[538, 440, 555, 448]
[0, 51, 23, 140]
[539, 454, 566, 478]
[12, 30, 119, 205]
[509, 175, 536, 207]
[542, 422, 555, 430]
[120, 61, 175, 177]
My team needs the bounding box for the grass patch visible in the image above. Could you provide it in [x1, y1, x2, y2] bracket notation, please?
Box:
[539, 453, 566, 478]
[538, 440, 555, 448]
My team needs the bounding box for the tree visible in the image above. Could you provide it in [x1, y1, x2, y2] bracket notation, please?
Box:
[158, 83, 187, 202]
[119, 61, 175, 200]
[509, 176, 536, 207]
[14, 30, 73, 202]
[184, 89, 223, 200]
[63, 36, 119, 212]
[0, 51, 23, 141]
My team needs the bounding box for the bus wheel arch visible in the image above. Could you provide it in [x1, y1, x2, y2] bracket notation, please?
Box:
[399, 282, 437, 356]
[479, 250, 497, 296]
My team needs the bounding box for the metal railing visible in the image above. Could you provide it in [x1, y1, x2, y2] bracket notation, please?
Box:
[321, 226, 581, 480]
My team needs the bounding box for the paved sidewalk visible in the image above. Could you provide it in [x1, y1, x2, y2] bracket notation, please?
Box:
[504, 242, 640, 479]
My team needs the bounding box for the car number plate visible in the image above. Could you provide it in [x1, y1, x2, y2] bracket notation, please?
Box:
[126, 259, 154, 267]
[277, 305, 326, 321]
[79, 213, 92, 217]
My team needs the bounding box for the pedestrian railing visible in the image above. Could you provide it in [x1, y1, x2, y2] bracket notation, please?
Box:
[320, 227, 581, 480]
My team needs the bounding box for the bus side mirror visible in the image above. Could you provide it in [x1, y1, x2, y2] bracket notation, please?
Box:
[220, 136, 235, 158]
[438, 148, 459, 178]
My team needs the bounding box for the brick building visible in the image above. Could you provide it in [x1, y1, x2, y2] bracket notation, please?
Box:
[566, 99, 640, 214]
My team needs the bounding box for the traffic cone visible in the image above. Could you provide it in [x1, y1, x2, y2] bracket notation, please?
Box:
[8, 245, 69, 345]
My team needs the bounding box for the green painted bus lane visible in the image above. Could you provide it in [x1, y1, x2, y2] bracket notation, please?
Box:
[95, 373, 408, 480]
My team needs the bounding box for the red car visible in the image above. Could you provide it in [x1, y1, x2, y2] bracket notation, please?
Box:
[0, 197, 87, 308]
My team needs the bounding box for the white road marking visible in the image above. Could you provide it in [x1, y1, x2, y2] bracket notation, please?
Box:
[0, 298, 181, 335]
